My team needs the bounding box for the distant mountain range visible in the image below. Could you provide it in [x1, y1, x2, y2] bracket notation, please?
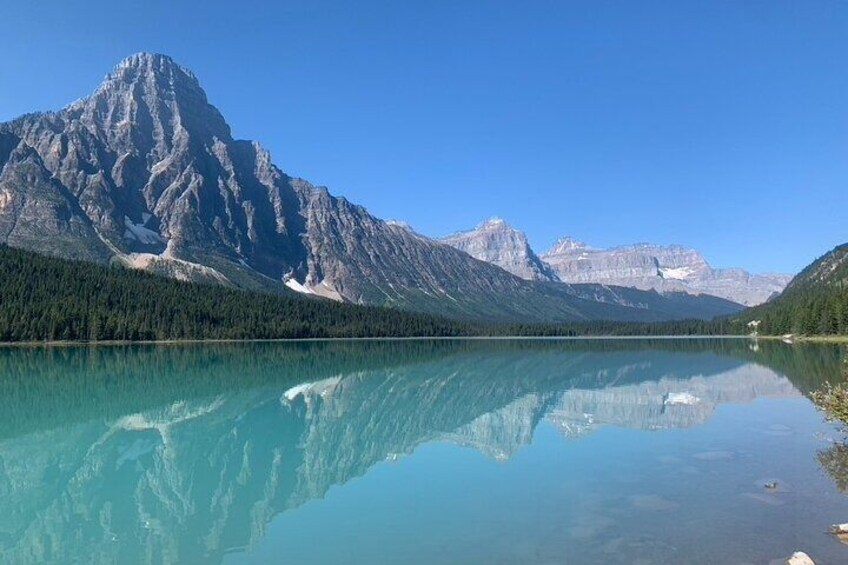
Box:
[441, 218, 791, 306]
[0, 53, 754, 323]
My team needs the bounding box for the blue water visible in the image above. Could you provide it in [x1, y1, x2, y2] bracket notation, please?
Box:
[1, 339, 847, 564]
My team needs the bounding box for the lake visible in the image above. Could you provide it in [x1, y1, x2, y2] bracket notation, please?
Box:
[1, 338, 847, 564]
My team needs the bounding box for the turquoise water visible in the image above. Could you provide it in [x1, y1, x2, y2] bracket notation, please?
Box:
[1, 339, 847, 564]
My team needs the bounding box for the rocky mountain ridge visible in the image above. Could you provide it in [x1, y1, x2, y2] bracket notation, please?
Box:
[542, 237, 791, 306]
[0, 53, 744, 322]
[440, 218, 789, 307]
[440, 217, 559, 281]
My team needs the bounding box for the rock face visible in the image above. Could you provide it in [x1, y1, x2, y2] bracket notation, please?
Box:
[542, 238, 791, 307]
[0, 53, 306, 287]
[440, 218, 559, 281]
[440, 218, 781, 309]
[0, 53, 745, 322]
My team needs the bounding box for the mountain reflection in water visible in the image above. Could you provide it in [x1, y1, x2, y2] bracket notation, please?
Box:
[0, 339, 843, 564]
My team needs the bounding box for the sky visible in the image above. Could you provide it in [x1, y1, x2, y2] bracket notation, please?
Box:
[1, 1, 846, 274]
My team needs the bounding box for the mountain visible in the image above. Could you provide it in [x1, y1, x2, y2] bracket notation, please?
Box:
[739, 243, 848, 335]
[542, 238, 791, 307]
[0, 53, 742, 323]
[439, 218, 559, 281]
[0, 243, 473, 341]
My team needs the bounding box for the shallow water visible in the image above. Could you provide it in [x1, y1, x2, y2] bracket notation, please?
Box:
[1, 338, 847, 564]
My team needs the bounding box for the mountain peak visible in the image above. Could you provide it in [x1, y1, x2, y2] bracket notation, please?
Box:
[440, 219, 559, 282]
[66, 52, 232, 146]
[478, 217, 509, 230]
[111, 52, 198, 82]
[95, 52, 209, 104]
[546, 237, 588, 256]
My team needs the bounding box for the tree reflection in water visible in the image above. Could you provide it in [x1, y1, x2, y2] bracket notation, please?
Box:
[819, 443, 848, 494]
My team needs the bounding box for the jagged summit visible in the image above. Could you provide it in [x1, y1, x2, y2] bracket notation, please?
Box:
[478, 216, 507, 229]
[541, 238, 790, 306]
[112, 52, 197, 79]
[70, 52, 232, 144]
[0, 54, 750, 323]
[440, 218, 559, 282]
[84, 52, 207, 110]
[546, 237, 589, 255]
[441, 216, 510, 240]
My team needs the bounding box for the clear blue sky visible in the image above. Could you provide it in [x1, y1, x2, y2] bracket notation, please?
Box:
[1, 1, 846, 274]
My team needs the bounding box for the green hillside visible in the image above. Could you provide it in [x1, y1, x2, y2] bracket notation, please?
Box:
[0, 245, 471, 341]
[734, 243, 848, 335]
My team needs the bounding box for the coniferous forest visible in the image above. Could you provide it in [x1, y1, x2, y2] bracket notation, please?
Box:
[7, 239, 848, 342]
[0, 245, 472, 341]
[734, 244, 848, 336]
[0, 244, 744, 342]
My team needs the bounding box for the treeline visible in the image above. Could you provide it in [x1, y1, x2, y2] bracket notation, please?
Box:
[0, 245, 471, 341]
[742, 286, 848, 336]
[488, 318, 738, 337]
[0, 244, 745, 342]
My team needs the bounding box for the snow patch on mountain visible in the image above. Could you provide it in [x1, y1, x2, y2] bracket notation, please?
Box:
[285, 278, 316, 295]
[659, 266, 695, 280]
[123, 216, 164, 245]
[543, 239, 791, 307]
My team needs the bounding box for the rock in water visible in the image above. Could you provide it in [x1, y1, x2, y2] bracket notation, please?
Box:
[829, 523, 848, 545]
[785, 551, 815, 565]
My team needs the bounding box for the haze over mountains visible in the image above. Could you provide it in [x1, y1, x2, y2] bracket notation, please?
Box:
[441, 218, 790, 307]
[0, 53, 758, 323]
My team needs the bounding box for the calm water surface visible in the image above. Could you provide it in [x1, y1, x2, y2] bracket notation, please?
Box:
[1, 338, 848, 564]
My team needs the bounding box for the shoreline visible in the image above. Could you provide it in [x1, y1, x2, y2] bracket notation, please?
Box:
[0, 334, 764, 348]
[756, 335, 848, 344]
[0, 334, 843, 349]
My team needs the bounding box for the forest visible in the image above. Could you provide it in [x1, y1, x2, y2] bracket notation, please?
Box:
[0, 245, 472, 341]
[736, 243, 848, 336]
[0, 243, 820, 342]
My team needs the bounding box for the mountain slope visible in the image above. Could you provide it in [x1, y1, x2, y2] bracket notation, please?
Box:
[0, 243, 470, 341]
[738, 243, 848, 335]
[542, 238, 790, 306]
[439, 218, 559, 281]
[0, 53, 741, 323]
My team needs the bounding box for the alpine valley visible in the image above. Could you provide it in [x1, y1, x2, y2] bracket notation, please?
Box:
[0, 54, 763, 324]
